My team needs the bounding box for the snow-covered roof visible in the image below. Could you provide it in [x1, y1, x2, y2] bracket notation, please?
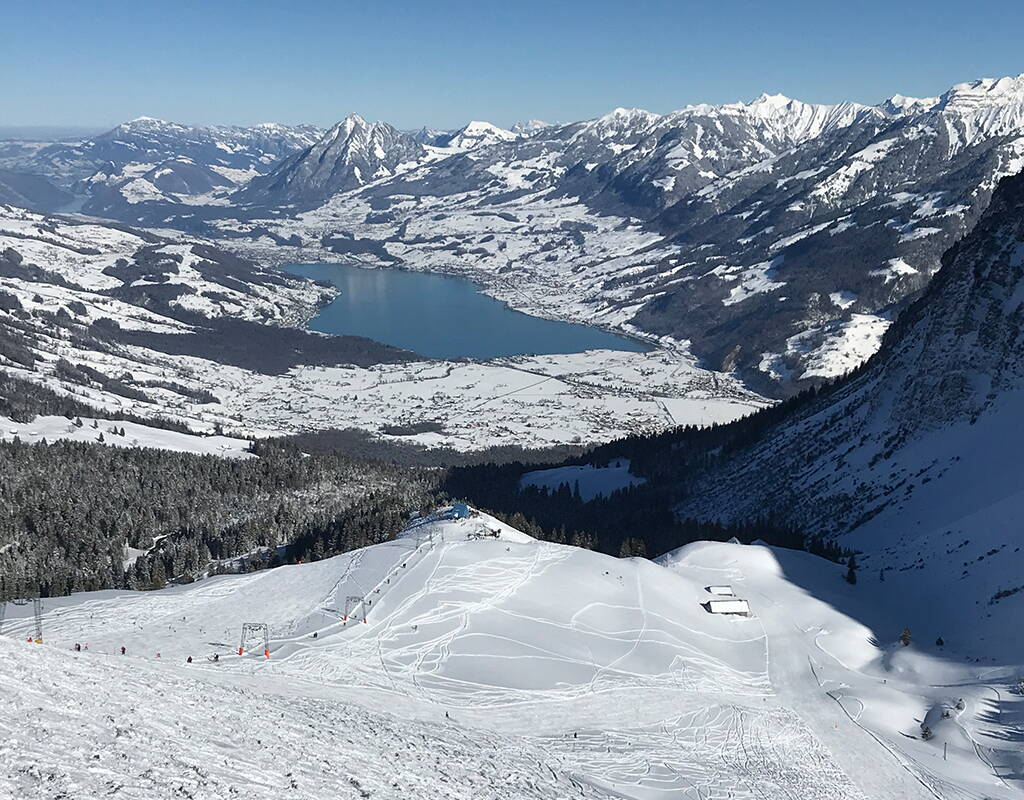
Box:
[705, 599, 751, 615]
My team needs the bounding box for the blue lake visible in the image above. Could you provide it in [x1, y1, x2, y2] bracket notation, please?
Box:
[282, 263, 652, 359]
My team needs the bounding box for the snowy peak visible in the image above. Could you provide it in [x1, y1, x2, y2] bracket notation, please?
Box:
[585, 107, 662, 138]
[881, 93, 940, 115]
[436, 120, 518, 151]
[511, 119, 553, 135]
[234, 113, 425, 206]
[330, 112, 369, 140]
[724, 93, 875, 145]
[937, 72, 1024, 111]
[748, 92, 796, 109]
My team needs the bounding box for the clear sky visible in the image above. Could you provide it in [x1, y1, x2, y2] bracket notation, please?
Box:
[3, 0, 1024, 131]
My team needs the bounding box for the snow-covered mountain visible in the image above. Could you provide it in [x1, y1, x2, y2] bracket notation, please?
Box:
[511, 118, 553, 135]
[210, 72, 1024, 395]
[3, 506, 1020, 798]
[1, 117, 322, 217]
[676, 170, 1024, 624]
[27, 117, 322, 186]
[409, 125, 451, 146]
[8, 72, 1024, 394]
[433, 120, 518, 151]
[234, 114, 425, 207]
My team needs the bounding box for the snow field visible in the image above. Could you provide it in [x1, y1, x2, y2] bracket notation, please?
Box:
[4, 512, 1021, 798]
[0, 414, 253, 458]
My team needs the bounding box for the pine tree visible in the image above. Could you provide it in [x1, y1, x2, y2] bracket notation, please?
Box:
[845, 554, 857, 585]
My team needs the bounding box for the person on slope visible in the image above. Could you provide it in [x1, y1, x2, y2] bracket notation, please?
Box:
[120, 646, 126, 655]
[74, 643, 81, 652]
[186, 656, 192, 664]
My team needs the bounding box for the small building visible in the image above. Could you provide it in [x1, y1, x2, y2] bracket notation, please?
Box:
[703, 599, 751, 616]
[705, 585, 734, 596]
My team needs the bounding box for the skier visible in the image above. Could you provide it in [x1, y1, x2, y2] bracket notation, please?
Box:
[186, 656, 192, 664]
[120, 646, 126, 655]
[74, 643, 81, 652]
[213, 653, 219, 662]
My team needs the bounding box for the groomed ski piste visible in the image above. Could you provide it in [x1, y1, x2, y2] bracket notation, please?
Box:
[2, 507, 1022, 799]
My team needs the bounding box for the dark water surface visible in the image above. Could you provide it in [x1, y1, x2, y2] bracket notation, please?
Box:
[283, 263, 652, 359]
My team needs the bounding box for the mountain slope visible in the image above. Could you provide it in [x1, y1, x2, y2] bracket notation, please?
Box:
[27, 117, 322, 187]
[676, 170, 1024, 633]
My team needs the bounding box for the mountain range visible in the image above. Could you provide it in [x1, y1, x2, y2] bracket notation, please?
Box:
[188, 74, 1024, 394]
[3, 73, 1024, 399]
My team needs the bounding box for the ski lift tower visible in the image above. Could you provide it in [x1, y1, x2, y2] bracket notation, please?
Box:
[32, 598, 43, 643]
[344, 595, 366, 623]
[7, 597, 43, 642]
[238, 622, 270, 658]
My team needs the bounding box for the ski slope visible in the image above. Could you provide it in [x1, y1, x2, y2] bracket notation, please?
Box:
[3, 508, 1022, 799]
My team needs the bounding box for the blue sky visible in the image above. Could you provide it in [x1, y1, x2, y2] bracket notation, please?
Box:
[3, 0, 1024, 130]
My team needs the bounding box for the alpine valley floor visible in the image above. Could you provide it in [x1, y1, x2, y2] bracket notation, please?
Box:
[3, 508, 1021, 800]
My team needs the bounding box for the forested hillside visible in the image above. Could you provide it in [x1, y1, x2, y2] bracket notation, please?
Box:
[0, 437, 437, 601]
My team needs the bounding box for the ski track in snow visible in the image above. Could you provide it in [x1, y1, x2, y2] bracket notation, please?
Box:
[3, 512, 1022, 799]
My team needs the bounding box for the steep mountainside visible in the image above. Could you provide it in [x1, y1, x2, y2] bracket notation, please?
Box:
[217, 73, 1024, 395]
[676, 170, 1024, 623]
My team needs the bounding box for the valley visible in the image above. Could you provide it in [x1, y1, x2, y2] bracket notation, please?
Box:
[3, 30, 1024, 799]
